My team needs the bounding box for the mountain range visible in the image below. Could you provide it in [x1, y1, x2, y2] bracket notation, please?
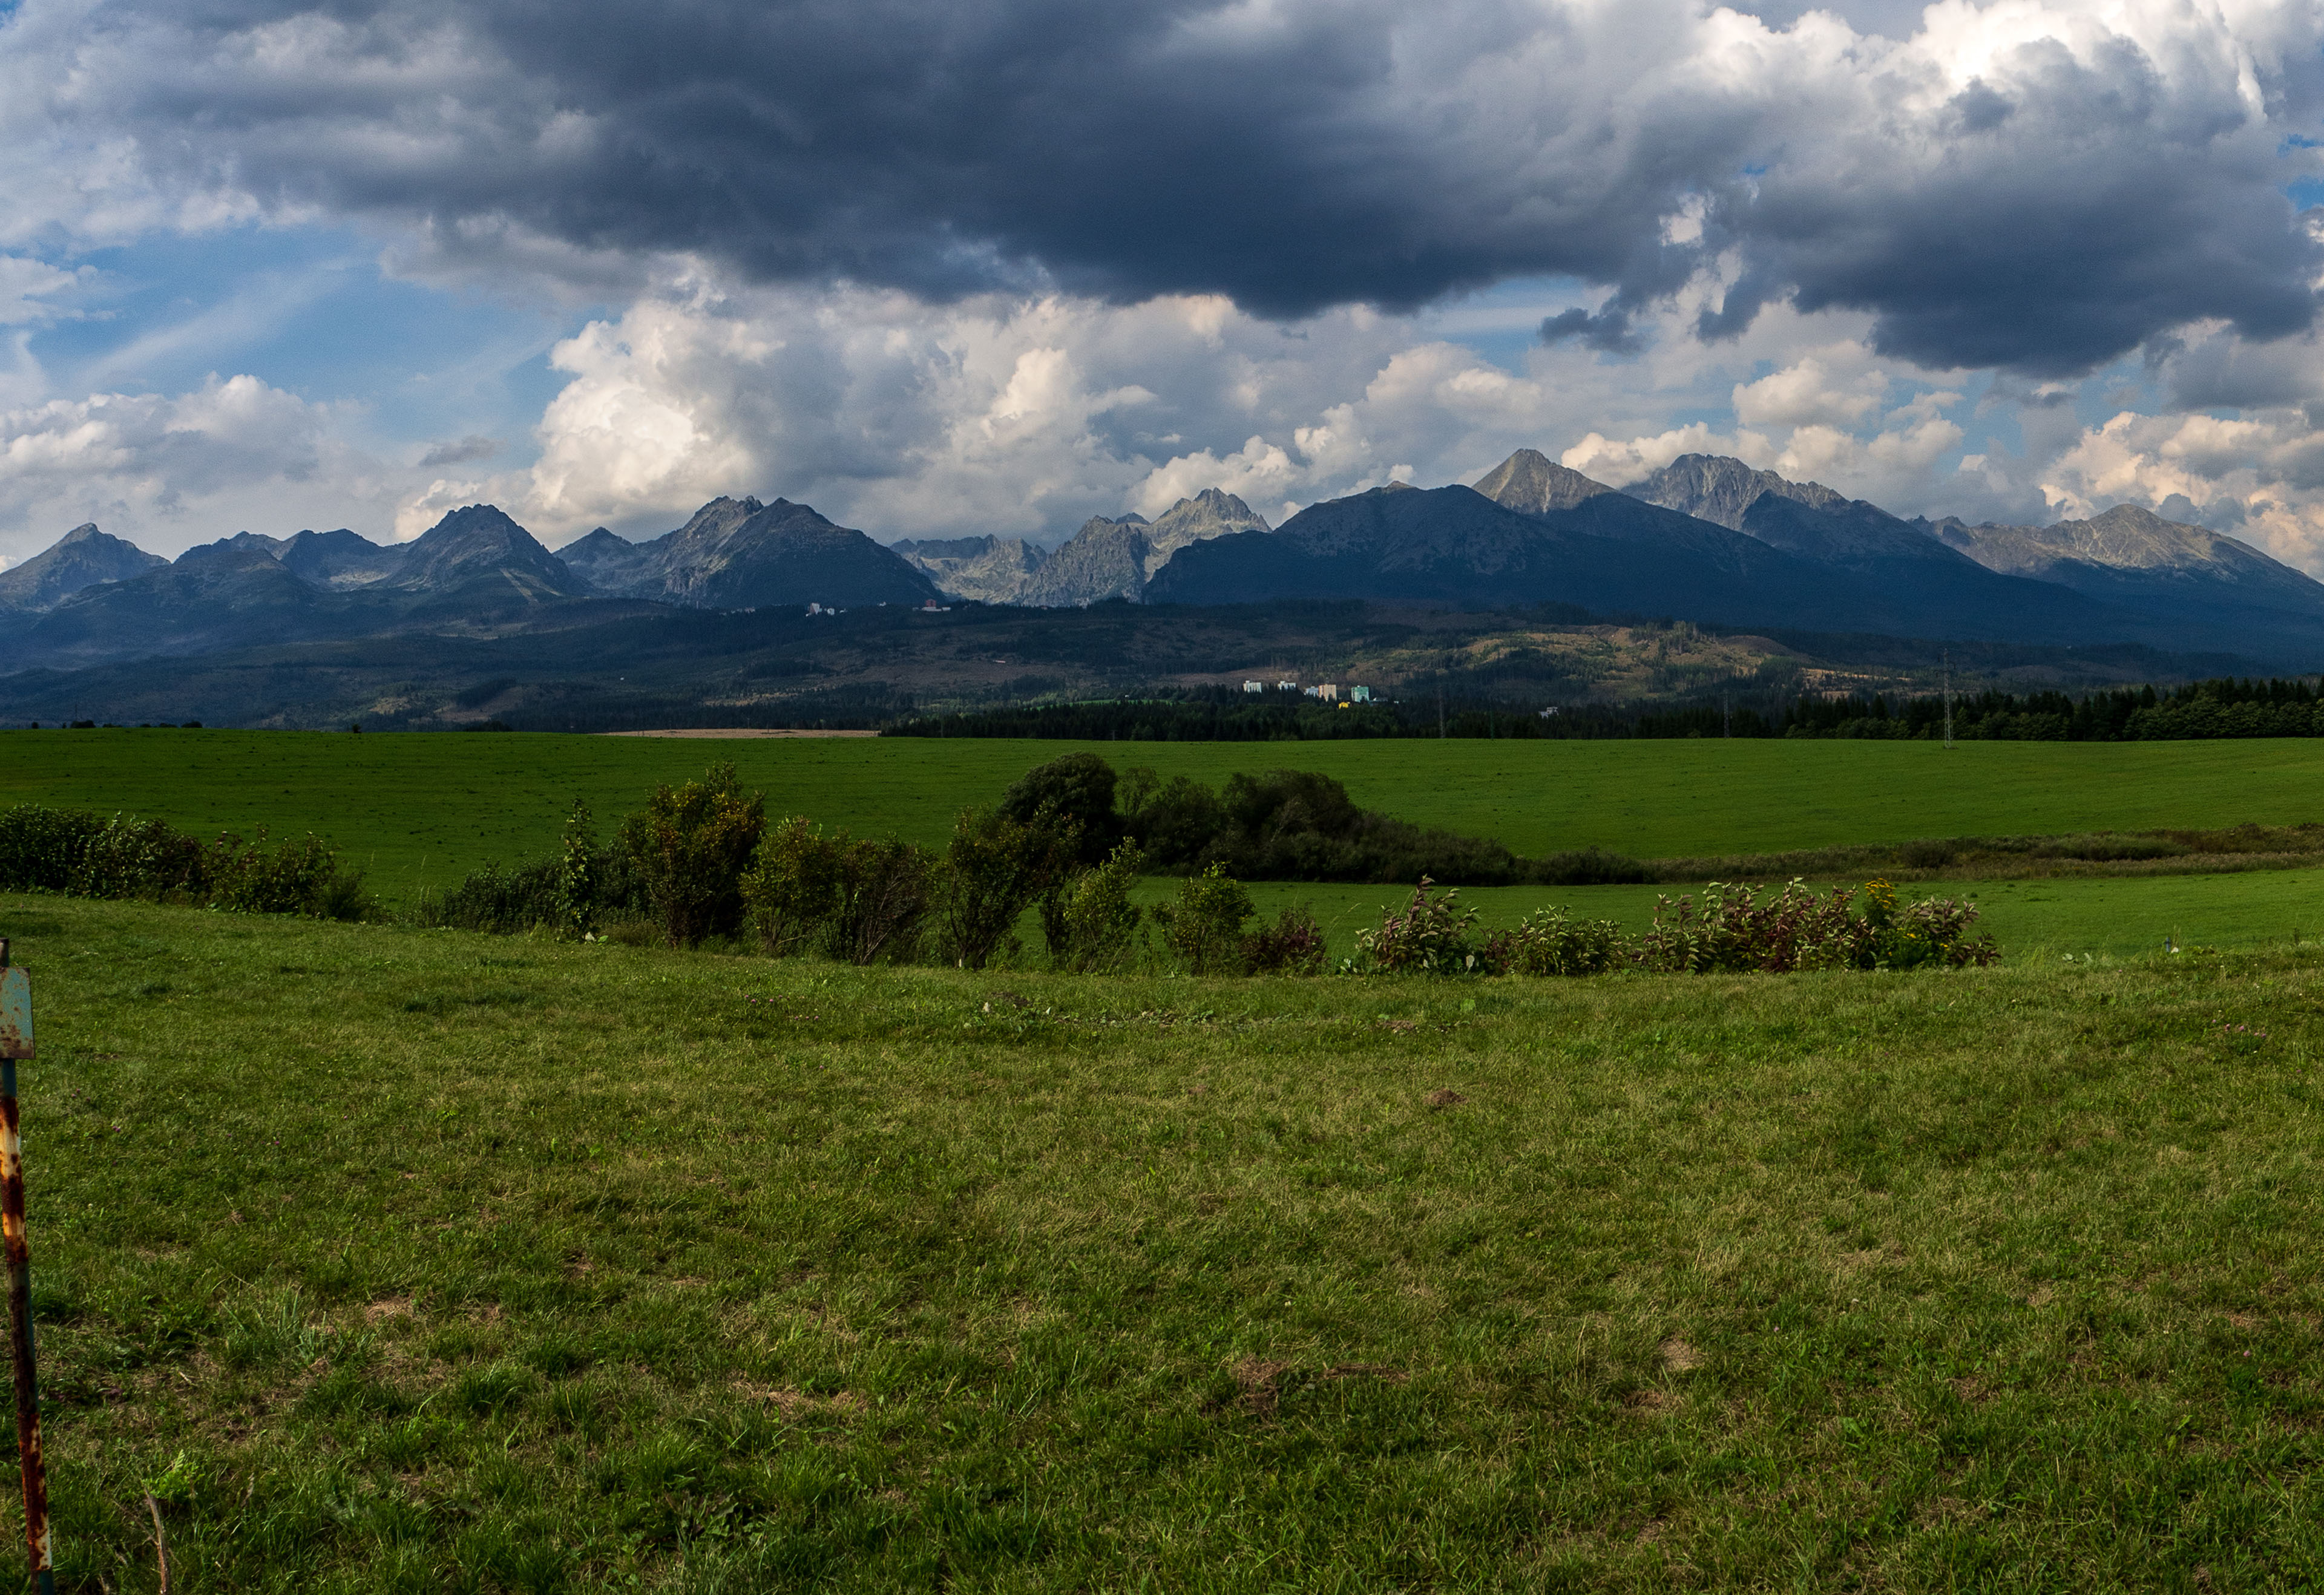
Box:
[4, 450, 2322, 681]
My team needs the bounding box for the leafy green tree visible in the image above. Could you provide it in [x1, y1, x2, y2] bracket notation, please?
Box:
[1000, 753, 1121, 866]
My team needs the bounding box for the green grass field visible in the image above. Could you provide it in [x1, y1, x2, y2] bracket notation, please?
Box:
[8, 731, 2324, 906]
[7, 894, 2324, 1590]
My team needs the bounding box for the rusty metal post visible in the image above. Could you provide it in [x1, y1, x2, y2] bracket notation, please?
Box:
[0, 939, 54, 1595]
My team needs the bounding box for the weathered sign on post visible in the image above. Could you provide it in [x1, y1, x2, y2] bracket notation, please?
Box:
[0, 938, 54, 1595]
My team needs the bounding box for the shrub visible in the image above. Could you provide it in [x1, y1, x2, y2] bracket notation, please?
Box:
[1356, 877, 1481, 974]
[205, 832, 367, 919]
[0, 805, 109, 892]
[1042, 841, 1147, 973]
[1633, 879, 1999, 973]
[70, 816, 206, 900]
[1861, 879, 2001, 969]
[1114, 761, 1602, 886]
[618, 763, 766, 947]
[1242, 904, 1327, 976]
[1154, 864, 1255, 975]
[936, 807, 1076, 970]
[826, 839, 933, 965]
[740, 817, 844, 956]
[417, 859, 563, 934]
[1483, 906, 1627, 975]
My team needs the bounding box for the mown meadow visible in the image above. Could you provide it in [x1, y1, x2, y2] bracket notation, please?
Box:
[7, 895, 2324, 1591]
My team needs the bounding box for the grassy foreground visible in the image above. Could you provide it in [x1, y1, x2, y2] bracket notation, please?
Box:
[7, 894, 2324, 1590]
[9, 731, 2324, 904]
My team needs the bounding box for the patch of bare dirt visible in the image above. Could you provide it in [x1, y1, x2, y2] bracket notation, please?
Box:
[1425, 1088, 1467, 1109]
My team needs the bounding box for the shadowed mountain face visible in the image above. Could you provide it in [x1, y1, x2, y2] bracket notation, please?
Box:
[1630, 454, 1848, 530]
[583, 497, 939, 609]
[9, 452, 2324, 684]
[0, 524, 166, 611]
[0, 506, 615, 672]
[1146, 481, 1894, 626]
[551, 527, 649, 590]
[386, 504, 596, 608]
[280, 529, 404, 589]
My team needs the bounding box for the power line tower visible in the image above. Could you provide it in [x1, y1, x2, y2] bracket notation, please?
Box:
[1943, 649, 1954, 748]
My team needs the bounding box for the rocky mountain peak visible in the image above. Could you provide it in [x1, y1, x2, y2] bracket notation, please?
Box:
[1629, 454, 1848, 531]
[1471, 448, 1616, 515]
[390, 504, 592, 602]
[0, 522, 168, 612]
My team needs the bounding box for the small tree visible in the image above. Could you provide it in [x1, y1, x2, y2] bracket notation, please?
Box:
[618, 762, 766, 947]
[1155, 863, 1254, 975]
[740, 817, 843, 956]
[937, 806, 1076, 970]
[1042, 840, 1147, 973]
[555, 798, 599, 937]
[1000, 753, 1120, 867]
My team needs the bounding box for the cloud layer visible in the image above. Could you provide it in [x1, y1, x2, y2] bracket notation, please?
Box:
[8, 0, 2320, 376]
[2, 0, 2322, 578]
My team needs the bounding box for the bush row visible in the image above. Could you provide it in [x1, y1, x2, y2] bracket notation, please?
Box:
[0, 805, 368, 919]
[1358, 877, 1997, 975]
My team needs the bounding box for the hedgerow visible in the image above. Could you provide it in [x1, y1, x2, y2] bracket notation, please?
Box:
[0, 804, 369, 920]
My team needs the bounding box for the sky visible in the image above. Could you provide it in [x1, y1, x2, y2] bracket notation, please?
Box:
[1, 0, 2320, 572]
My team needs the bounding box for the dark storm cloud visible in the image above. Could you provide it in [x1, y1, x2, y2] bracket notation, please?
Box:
[28, 0, 2324, 376]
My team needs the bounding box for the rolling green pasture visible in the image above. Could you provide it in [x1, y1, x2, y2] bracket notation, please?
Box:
[8, 730, 2324, 906]
[7, 895, 2324, 1590]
